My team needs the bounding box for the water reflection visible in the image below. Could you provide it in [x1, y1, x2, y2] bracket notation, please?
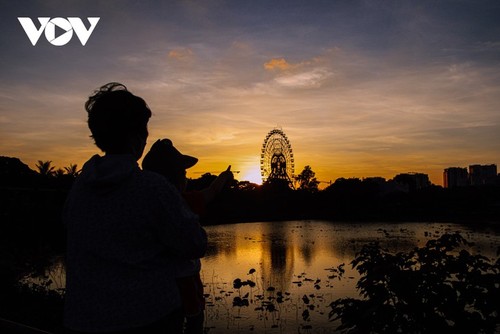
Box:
[17, 220, 499, 333]
[199, 221, 500, 333]
[260, 222, 295, 292]
[24, 220, 499, 298]
[201, 220, 499, 295]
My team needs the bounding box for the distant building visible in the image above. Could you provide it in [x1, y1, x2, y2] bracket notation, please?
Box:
[469, 164, 497, 186]
[393, 173, 431, 192]
[363, 177, 386, 185]
[443, 167, 468, 188]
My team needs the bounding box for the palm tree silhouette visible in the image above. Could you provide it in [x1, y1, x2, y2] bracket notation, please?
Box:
[36, 160, 55, 177]
[64, 164, 80, 177]
[54, 168, 66, 178]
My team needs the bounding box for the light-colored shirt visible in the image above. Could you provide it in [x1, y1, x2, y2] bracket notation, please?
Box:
[63, 154, 207, 332]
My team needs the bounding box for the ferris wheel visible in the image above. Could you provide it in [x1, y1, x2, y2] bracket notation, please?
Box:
[260, 128, 295, 185]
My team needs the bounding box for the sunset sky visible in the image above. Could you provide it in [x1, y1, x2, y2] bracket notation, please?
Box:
[1, 0, 499, 186]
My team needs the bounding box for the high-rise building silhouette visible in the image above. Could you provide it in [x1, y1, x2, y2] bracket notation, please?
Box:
[443, 167, 468, 188]
[469, 164, 497, 186]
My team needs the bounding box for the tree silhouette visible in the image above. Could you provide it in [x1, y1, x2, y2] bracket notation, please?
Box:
[64, 164, 80, 177]
[35, 160, 55, 177]
[329, 233, 500, 333]
[187, 173, 217, 191]
[295, 165, 319, 192]
[54, 168, 65, 178]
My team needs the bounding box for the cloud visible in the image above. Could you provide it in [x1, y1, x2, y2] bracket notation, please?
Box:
[261, 54, 335, 89]
[168, 47, 194, 61]
[264, 58, 293, 71]
[274, 68, 332, 89]
[475, 41, 500, 52]
[263, 56, 325, 72]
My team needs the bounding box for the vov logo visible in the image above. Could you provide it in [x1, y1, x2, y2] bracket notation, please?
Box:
[18, 17, 100, 46]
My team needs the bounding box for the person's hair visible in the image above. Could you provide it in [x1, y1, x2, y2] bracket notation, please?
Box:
[85, 82, 152, 152]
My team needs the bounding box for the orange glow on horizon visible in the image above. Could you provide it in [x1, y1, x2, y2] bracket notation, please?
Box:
[17, 149, 458, 188]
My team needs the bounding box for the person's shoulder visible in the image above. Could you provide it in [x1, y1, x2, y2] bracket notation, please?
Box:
[138, 170, 178, 195]
[141, 169, 166, 182]
[139, 169, 168, 187]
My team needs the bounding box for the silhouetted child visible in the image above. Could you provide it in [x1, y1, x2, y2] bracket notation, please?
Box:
[64, 84, 206, 334]
[142, 139, 233, 334]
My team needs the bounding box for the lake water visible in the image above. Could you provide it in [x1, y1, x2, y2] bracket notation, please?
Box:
[27, 220, 500, 333]
[199, 220, 499, 333]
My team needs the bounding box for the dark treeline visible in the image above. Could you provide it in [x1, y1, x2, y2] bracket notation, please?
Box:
[201, 176, 500, 225]
[2, 155, 500, 258]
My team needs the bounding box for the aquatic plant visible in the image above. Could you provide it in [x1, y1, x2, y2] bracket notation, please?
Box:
[201, 263, 348, 333]
[329, 232, 500, 333]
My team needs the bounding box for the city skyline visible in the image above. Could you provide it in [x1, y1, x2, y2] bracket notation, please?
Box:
[1, 1, 500, 186]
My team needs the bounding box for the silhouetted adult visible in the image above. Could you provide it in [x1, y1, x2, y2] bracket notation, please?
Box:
[63, 83, 207, 334]
[142, 138, 233, 334]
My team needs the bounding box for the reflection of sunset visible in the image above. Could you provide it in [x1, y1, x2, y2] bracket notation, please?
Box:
[260, 223, 295, 291]
[234, 224, 264, 261]
[202, 221, 356, 293]
[31, 221, 497, 302]
[21, 222, 497, 333]
[201, 221, 500, 297]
